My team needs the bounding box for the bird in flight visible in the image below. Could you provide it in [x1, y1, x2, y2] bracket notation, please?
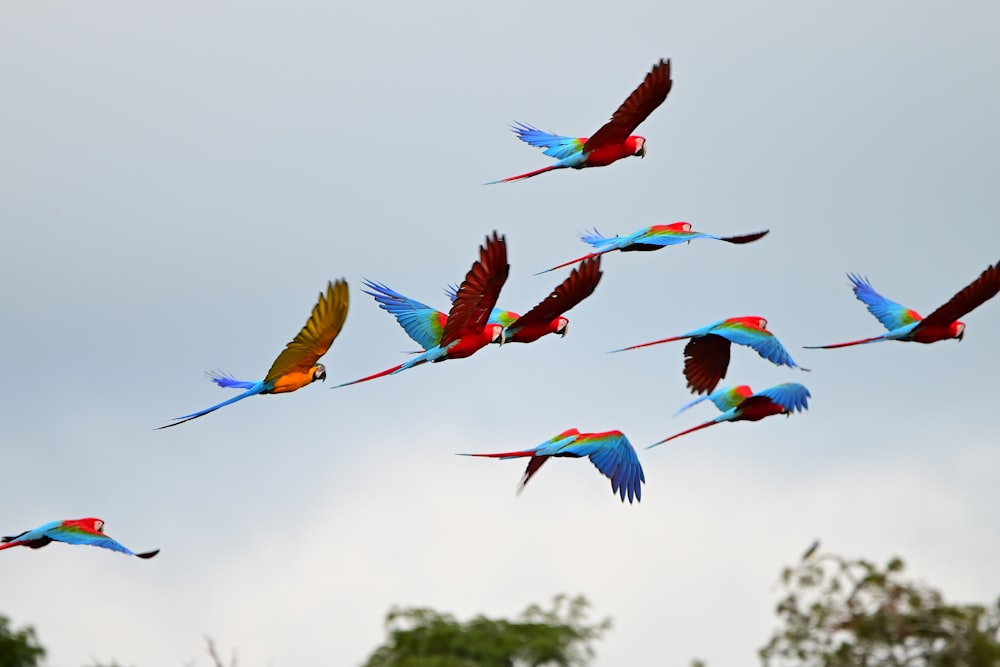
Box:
[805, 262, 1000, 349]
[537, 222, 768, 274]
[612, 316, 807, 394]
[461, 428, 645, 503]
[487, 58, 673, 184]
[159, 279, 350, 428]
[649, 382, 811, 448]
[336, 232, 509, 387]
[1, 518, 159, 558]
[445, 257, 604, 343]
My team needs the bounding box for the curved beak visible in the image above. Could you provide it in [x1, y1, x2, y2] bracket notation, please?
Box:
[638, 146, 646, 158]
[958, 330, 964, 342]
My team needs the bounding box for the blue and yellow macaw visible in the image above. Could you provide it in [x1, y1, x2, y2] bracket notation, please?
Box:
[159, 279, 350, 428]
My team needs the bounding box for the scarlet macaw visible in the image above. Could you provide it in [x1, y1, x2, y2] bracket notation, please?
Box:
[486, 58, 673, 184]
[537, 222, 768, 274]
[444, 257, 604, 343]
[461, 428, 645, 503]
[158, 279, 350, 428]
[805, 262, 1000, 348]
[612, 316, 807, 394]
[336, 232, 509, 387]
[649, 382, 811, 448]
[1, 518, 159, 558]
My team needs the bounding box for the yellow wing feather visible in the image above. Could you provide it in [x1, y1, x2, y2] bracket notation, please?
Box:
[265, 279, 350, 383]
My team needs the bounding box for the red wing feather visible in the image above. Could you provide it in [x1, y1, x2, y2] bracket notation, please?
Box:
[511, 257, 603, 331]
[918, 260, 1000, 330]
[519, 455, 551, 493]
[683, 334, 732, 395]
[442, 232, 510, 347]
[584, 58, 672, 153]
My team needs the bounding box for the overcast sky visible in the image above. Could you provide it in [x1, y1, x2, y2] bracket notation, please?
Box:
[2, 1, 999, 666]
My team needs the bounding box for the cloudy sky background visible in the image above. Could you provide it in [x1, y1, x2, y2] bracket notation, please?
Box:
[3, 1, 999, 665]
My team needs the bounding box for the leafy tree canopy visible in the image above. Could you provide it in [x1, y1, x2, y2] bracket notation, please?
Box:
[0, 615, 45, 667]
[362, 594, 611, 667]
[760, 552, 1000, 667]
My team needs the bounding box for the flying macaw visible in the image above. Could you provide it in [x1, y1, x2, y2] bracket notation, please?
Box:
[537, 222, 769, 274]
[460, 428, 645, 503]
[336, 232, 509, 387]
[486, 58, 673, 184]
[1, 518, 159, 558]
[444, 257, 604, 343]
[612, 316, 807, 394]
[158, 279, 350, 429]
[648, 382, 811, 448]
[805, 261, 1000, 349]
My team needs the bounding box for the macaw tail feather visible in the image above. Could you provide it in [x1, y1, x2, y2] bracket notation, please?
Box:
[485, 164, 561, 185]
[535, 251, 604, 275]
[648, 419, 721, 449]
[803, 334, 891, 349]
[609, 335, 688, 353]
[457, 450, 537, 460]
[156, 383, 266, 429]
[334, 359, 424, 388]
[135, 549, 160, 559]
[207, 371, 258, 390]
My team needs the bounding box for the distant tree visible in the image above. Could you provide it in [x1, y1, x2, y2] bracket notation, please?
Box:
[362, 594, 611, 667]
[759, 553, 1000, 667]
[0, 615, 45, 667]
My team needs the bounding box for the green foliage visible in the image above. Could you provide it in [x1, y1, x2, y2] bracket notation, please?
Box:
[759, 553, 1000, 667]
[362, 595, 611, 667]
[0, 616, 45, 667]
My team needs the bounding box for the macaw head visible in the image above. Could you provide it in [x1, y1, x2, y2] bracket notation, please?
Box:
[953, 321, 966, 341]
[630, 136, 647, 158]
[551, 316, 570, 337]
[76, 518, 104, 532]
[488, 323, 506, 346]
[313, 363, 327, 382]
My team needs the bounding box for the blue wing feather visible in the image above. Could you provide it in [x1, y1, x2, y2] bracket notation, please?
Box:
[714, 323, 802, 369]
[511, 122, 585, 160]
[754, 383, 812, 413]
[848, 273, 922, 331]
[363, 279, 445, 351]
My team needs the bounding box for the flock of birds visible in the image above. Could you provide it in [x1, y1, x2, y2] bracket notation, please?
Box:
[4, 58, 999, 559]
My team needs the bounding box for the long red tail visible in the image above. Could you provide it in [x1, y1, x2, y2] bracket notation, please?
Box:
[334, 362, 409, 388]
[803, 334, 888, 349]
[458, 450, 536, 459]
[648, 419, 720, 448]
[485, 164, 560, 185]
[609, 335, 687, 353]
[535, 251, 604, 275]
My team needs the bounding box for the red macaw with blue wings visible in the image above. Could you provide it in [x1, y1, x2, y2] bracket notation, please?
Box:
[461, 429, 645, 503]
[538, 222, 768, 274]
[805, 262, 1000, 349]
[336, 232, 509, 387]
[487, 59, 673, 184]
[1, 518, 159, 558]
[612, 316, 807, 394]
[650, 383, 812, 448]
